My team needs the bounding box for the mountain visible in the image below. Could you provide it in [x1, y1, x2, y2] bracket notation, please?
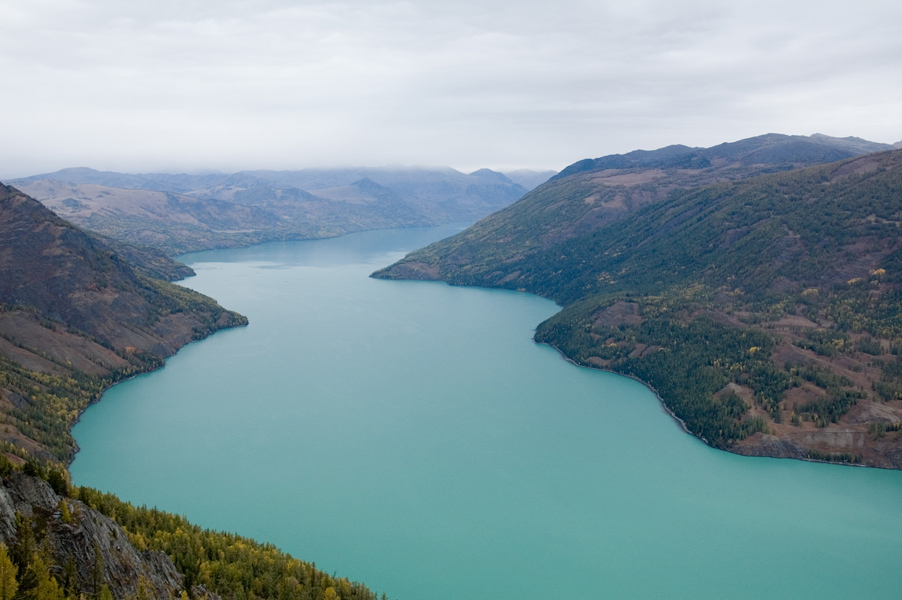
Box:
[9, 168, 267, 193]
[553, 133, 892, 179]
[0, 184, 381, 600]
[12, 167, 529, 254]
[501, 169, 559, 191]
[375, 139, 902, 469]
[0, 183, 247, 462]
[375, 134, 894, 283]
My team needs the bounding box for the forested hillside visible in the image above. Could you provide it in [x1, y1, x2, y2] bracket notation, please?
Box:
[376, 144, 902, 468]
[0, 183, 382, 599]
[373, 134, 892, 284]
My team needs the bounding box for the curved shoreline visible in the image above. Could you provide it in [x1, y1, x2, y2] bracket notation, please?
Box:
[535, 338, 874, 469]
[67, 320, 249, 467]
[536, 339, 696, 437]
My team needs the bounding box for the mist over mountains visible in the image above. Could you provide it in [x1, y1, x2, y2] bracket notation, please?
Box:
[11, 166, 555, 255]
[1, 128, 901, 600]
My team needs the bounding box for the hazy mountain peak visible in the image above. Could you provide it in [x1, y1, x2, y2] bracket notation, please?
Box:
[468, 168, 515, 185]
[554, 132, 893, 181]
[351, 177, 391, 192]
[501, 169, 559, 191]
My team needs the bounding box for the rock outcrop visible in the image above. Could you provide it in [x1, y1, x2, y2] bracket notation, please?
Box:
[0, 472, 198, 599]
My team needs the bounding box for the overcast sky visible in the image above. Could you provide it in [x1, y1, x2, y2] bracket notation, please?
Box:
[1, 0, 901, 178]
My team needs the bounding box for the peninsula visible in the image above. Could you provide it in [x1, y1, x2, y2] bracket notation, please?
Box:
[374, 134, 902, 469]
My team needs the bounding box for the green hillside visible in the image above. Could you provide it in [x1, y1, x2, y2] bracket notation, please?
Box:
[376, 148, 902, 468]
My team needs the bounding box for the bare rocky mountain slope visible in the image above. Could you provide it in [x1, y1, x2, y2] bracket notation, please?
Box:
[0, 470, 188, 599]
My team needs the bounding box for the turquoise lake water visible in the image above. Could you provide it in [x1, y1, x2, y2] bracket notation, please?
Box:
[71, 225, 902, 600]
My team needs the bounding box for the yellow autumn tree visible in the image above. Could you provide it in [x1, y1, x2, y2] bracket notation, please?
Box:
[29, 555, 64, 600]
[0, 544, 17, 600]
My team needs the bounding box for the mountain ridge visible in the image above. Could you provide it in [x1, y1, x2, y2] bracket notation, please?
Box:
[375, 133, 897, 284]
[0, 183, 247, 462]
[375, 140, 902, 468]
[12, 166, 531, 255]
[553, 133, 893, 180]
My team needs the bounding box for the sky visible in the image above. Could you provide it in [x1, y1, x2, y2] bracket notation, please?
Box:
[1, 0, 901, 178]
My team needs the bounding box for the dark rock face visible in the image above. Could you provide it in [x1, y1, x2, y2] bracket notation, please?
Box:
[733, 434, 808, 460]
[0, 472, 191, 599]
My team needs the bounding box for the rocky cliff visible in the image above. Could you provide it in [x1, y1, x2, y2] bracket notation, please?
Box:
[0, 470, 197, 599]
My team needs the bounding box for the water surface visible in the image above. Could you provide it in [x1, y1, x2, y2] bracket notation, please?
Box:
[72, 225, 902, 599]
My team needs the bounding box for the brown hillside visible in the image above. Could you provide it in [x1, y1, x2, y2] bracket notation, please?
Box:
[0, 183, 246, 462]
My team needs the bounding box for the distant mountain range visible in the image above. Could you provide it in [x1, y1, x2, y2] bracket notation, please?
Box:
[375, 133, 902, 469]
[10, 167, 556, 255]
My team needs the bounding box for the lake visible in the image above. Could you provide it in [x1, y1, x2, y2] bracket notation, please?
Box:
[71, 225, 902, 599]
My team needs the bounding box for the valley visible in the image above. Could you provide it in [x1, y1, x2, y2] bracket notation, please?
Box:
[2, 132, 902, 600]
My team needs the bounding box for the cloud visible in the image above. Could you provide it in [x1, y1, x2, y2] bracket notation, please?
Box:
[2, 0, 901, 177]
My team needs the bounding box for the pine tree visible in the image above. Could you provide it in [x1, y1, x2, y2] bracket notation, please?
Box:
[29, 555, 64, 600]
[58, 501, 72, 526]
[62, 553, 78, 599]
[11, 515, 36, 575]
[91, 544, 104, 597]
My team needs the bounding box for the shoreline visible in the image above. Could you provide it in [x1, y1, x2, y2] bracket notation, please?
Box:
[535, 339, 873, 470]
[536, 339, 697, 438]
[67, 319, 249, 468]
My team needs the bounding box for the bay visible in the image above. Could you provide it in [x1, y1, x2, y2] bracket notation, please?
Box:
[71, 225, 902, 600]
